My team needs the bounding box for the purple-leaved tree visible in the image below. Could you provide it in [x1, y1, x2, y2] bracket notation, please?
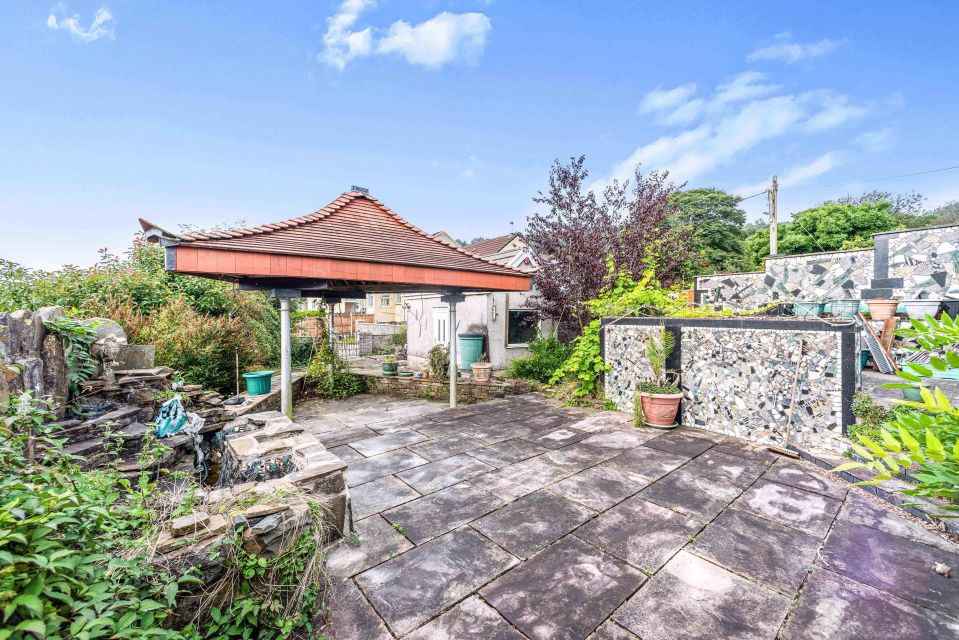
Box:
[525, 155, 695, 331]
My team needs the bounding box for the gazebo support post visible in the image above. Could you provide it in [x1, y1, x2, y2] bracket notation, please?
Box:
[272, 289, 301, 419]
[441, 293, 465, 408]
[324, 297, 342, 391]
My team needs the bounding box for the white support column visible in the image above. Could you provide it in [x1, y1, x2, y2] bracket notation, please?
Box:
[271, 288, 300, 420]
[279, 296, 293, 419]
[441, 292, 465, 408]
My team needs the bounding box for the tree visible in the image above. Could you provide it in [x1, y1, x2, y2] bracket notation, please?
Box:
[524, 156, 694, 330]
[929, 200, 959, 226]
[835, 190, 934, 228]
[669, 188, 748, 274]
[745, 201, 897, 266]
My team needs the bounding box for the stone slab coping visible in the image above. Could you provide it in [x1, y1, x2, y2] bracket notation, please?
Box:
[602, 316, 858, 333]
[792, 445, 959, 536]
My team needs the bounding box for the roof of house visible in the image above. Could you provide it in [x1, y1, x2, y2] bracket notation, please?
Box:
[463, 234, 520, 257]
[140, 192, 525, 278]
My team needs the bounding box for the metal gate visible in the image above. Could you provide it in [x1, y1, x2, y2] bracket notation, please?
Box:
[333, 330, 360, 359]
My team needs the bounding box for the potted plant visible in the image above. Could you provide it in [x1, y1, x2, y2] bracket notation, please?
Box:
[829, 298, 862, 319]
[381, 355, 398, 376]
[793, 301, 825, 318]
[636, 325, 683, 429]
[902, 299, 941, 320]
[471, 352, 493, 383]
[865, 297, 899, 320]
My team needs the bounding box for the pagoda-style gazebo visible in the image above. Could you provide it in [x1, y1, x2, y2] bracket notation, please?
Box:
[140, 188, 531, 415]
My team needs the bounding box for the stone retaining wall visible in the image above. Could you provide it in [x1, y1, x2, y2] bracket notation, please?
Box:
[696, 223, 959, 307]
[362, 374, 532, 403]
[602, 317, 856, 454]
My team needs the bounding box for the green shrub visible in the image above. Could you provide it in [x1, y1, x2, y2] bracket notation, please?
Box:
[0, 392, 192, 640]
[427, 344, 449, 380]
[305, 342, 366, 399]
[505, 334, 571, 383]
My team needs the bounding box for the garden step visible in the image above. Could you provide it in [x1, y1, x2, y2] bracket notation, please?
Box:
[58, 406, 145, 443]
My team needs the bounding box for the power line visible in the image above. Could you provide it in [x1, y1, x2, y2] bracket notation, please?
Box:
[782, 162, 959, 194]
[738, 190, 767, 201]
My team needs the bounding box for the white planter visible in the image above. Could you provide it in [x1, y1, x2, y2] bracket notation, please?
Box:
[903, 300, 941, 320]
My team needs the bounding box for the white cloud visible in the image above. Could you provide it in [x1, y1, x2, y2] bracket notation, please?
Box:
[736, 152, 839, 198]
[462, 168, 475, 179]
[47, 6, 114, 43]
[747, 34, 842, 64]
[320, 1, 491, 70]
[855, 128, 892, 152]
[601, 70, 865, 190]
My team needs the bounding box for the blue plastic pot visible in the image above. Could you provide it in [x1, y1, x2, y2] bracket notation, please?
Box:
[457, 334, 485, 369]
[793, 302, 825, 318]
[830, 299, 862, 319]
[242, 371, 274, 396]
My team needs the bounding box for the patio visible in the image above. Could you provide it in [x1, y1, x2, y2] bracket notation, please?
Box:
[305, 393, 959, 640]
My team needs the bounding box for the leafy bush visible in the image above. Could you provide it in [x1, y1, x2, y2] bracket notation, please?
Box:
[45, 317, 99, 395]
[505, 334, 571, 383]
[0, 240, 281, 395]
[305, 341, 366, 399]
[0, 392, 193, 639]
[427, 344, 449, 380]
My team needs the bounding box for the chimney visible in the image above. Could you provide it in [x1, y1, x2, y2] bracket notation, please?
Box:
[350, 185, 370, 195]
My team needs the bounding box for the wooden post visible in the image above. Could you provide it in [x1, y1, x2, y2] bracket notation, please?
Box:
[768, 175, 779, 257]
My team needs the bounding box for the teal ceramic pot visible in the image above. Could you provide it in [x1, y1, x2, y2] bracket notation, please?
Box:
[830, 299, 862, 319]
[242, 371, 274, 396]
[793, 302, 825, 318]
[860, 350, 870, 369]
[902, 386, 927, 402]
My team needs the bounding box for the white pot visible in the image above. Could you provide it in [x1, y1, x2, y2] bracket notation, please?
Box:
[903, 300, 941, 320]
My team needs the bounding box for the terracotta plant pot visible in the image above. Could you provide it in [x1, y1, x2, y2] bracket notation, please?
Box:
[471, 362, 493, 383]
[865, 298, 899, 321]
[639, 392, 683, 428]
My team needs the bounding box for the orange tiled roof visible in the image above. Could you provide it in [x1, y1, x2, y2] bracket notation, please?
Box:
[142, 192, 525, 277]
[463, 234, 517, 257]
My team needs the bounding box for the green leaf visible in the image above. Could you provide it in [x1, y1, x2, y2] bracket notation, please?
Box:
[832, 461, 865, 472]
[14, 619, 45, 637]
[880, 430, 901, 453]
[906, 363, 933, 377]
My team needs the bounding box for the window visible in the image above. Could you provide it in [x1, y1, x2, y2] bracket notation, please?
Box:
[507, 310, 538, 346]
[433, 308, 449, 343]
[381, 294, 392, 306]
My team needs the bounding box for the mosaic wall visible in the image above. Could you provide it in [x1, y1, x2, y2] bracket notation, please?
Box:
[697, 249, 873, 308]
[696, 224, 959, 307]
[604, 321, 850, 454]
[886, 226, 959, 299]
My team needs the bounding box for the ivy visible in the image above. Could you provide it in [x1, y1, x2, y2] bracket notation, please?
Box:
[45, 317, 99, 395]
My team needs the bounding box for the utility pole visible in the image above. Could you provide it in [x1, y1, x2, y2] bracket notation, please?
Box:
[768, 175, 779, 257]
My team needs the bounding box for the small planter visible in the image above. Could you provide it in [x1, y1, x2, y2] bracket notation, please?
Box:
[381, 361, 398, 376]
[829, 299, 862, 319]
[471, 362, 493, 383]
[902, 299, 941, 320]
[865, 298, 899, 321]
[242, 371, 274, 396]
[639, 392, 683, 428]
[793, 301, 825, 318]
[397, 370, 414, 378]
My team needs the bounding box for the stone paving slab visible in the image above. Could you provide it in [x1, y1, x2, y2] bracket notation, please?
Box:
[589, 621, 639, 639]
[641, 468, 743, 521]
[579, 430, 658, 452]
[690, 507, 820, 594]
[542, 442, 621, 474]
[476, 456, 572, 501]
[469, 438, 549, 468]
[316, 425, 378, 448]
[838, 493, 958, 553]
[575, 495, 702, 573]
[643, 432, 715, 458]
[409, 433, 485, 461]
[602, 445, 689, 482]
[734, 478, 842, 537]
[382, 482, 504, 544]
[329, 444, 365, 463]
[395, 453, 494, 494]
[326, 514, 414, 579]
[613, 550, 790, 640]
[481, 535, 646, 640]
[356, 527, 519, 637]
[321, 579, 393, 640]
[524, 427, 591, 449]
[551, 464, 649, 512]
[681, 448, 769, 489]
[780, 567, 959, 640]
[471, 489, 596, 559]
[461, 421, 536, 444]
[350, 430, 429, 457]
[345, 449, 429, 487]
[820, 518, 959, 616]
[763, 459, 848, 500]
[350, 475, 421, 519]
[517, 412, 572, 432]
[404, 596, 526, 640]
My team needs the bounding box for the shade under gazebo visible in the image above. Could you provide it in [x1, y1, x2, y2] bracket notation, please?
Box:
[140, 188, 531, 414]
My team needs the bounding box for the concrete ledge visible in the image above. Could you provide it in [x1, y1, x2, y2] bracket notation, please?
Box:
[361, 373, 533, 403]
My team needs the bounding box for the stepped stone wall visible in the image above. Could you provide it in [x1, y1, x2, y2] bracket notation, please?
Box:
[696, 224, 959, 308]
[603, 317, 856, 454]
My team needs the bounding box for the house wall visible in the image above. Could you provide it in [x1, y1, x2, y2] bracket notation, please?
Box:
[695, 223, 959, 308]
[603, 318, 856, 454]
[403, 290, 547, 371]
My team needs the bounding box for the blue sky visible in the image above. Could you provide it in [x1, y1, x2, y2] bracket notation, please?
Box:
[2, 1, 959, 269]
